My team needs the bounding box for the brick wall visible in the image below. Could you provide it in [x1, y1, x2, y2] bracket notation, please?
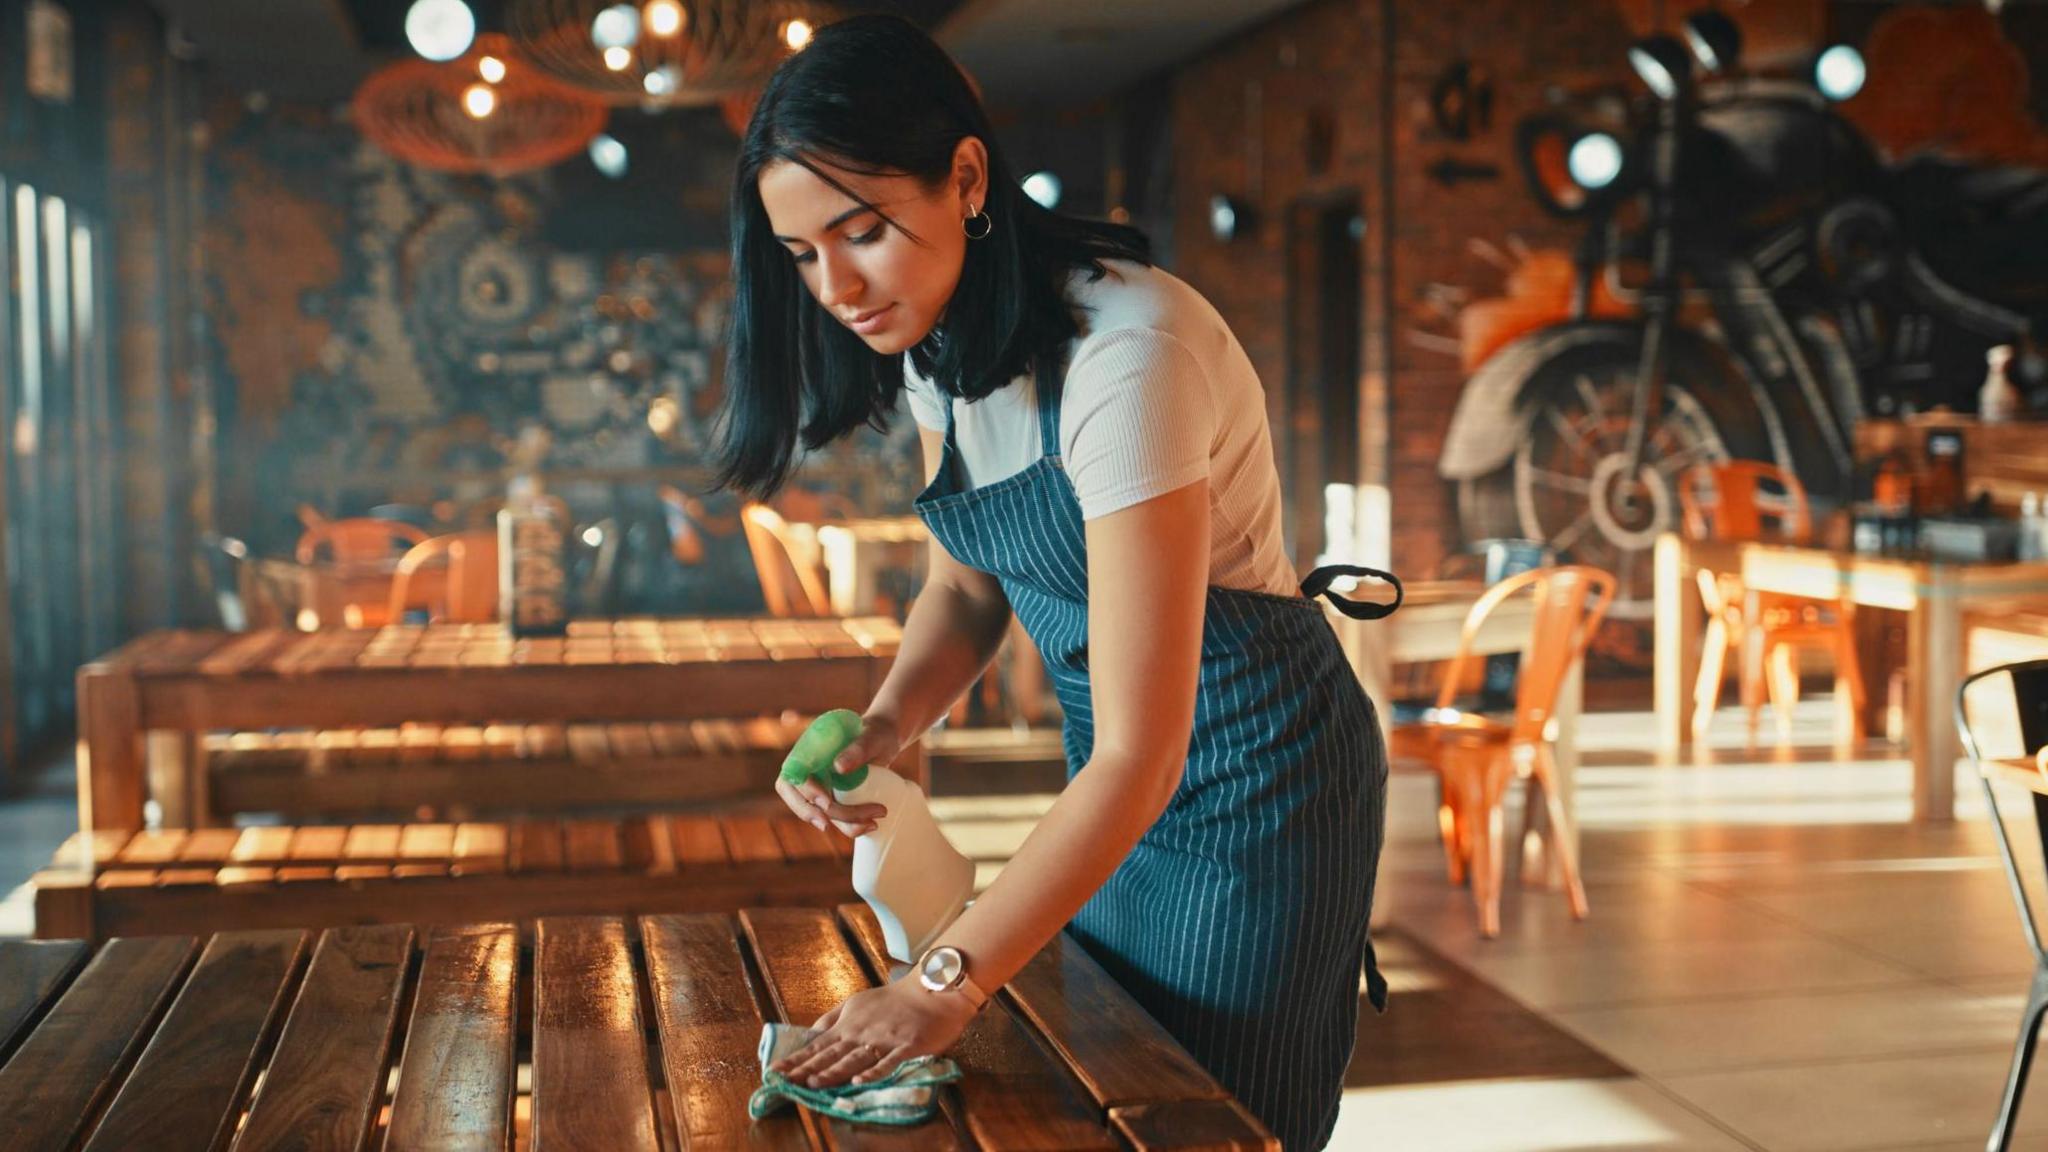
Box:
[1167, 0, 1636, 578]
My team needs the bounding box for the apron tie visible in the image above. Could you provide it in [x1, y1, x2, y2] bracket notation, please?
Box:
[1301, 565, 1404, 621]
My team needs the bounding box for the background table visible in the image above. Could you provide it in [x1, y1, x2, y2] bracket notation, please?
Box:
[0, 907, 1275, 1152]
[1653, 535, 2048, 822]
[75, 616, 902, 834]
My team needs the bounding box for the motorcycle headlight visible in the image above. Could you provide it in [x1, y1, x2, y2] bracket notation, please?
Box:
[1568, 133, 1624, 191]
[1682, 9, 1742, 74]
[1628, 35, 1693, 101]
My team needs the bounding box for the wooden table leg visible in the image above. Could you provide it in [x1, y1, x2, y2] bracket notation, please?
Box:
[1908, 583, 1962, 824]
[77, 664, 145, 834]
[1653, 534, 1702, 758]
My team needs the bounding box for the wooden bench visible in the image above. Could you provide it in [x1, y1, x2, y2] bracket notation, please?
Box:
[0, 908, 1276, 1151]
[201, 716, 826, 821]
[30, 812, 859, 943]
[78, 616, 903, 832]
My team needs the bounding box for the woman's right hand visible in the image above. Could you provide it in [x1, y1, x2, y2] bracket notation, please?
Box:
[775, 713, 902, 838]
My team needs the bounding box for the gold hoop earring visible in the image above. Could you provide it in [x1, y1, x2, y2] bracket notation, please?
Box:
[963, 207, 993, 240]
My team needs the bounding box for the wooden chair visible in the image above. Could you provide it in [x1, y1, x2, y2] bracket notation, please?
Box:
[295, 517, 430, 565]
[388, 530, 501, 624]
[741, 502, 831, 617]
[1421, 565, 1614, 937]
[1678, 462, 1865, 742]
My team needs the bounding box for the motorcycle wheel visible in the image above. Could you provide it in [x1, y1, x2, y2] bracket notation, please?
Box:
[1454, 344, 1765, 621]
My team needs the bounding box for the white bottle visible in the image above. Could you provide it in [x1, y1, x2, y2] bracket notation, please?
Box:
[2023, 493, 2042, 562]
[833, 766, 976, 962]
[784, 710, 975, 963]
[1981, 345, 2020, 424]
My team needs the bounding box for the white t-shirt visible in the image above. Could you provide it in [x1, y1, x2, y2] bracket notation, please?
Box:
[903, 260, 1296, 597]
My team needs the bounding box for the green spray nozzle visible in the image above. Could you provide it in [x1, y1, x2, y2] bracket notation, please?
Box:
[780, 709, 871, 791]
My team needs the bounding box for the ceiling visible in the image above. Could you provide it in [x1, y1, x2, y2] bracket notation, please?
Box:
[145, 0, 1308, 107]
[940, 0, 1306, 104]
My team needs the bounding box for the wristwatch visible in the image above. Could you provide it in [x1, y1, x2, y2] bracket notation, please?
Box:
[916, 945, 990, 1011]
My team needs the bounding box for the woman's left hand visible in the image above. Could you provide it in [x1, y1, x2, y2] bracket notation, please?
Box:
[770, 976, 979, 1088]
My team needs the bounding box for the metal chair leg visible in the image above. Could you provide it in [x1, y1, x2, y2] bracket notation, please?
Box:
[1988, 965, 2048, 1152]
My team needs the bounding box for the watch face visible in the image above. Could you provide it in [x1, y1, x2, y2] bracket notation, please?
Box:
[919, 946, 963, 991]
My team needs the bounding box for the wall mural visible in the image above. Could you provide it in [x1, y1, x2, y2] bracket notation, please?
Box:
[1408, 3, 2048, 658]
[201, 102, 925, 615]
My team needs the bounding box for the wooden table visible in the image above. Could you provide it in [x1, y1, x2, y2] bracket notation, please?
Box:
[791, 516, 930, 616]
[0, 907, 1274, 1152]
[1328, 580, 1583, 822]
[76, 617, 902, 834]
[1653, 535, 2048, 822]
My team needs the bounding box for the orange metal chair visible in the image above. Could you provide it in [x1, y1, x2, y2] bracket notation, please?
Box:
[1678, 462, 1865, 742]
[1422, 565, 1614, 937]
[387, 530, 501, 624]
[740, 502, 831, 618]
[296, 517, 430, 565]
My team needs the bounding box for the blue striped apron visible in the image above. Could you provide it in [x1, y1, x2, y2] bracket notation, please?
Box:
[913, 355, 1395, 1150]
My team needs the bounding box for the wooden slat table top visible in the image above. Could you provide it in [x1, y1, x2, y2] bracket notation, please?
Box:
[4, 910, 1274, 1152]
[99, 617, 901, 679]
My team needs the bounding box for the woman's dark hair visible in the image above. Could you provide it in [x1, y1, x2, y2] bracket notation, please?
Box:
[715, 13, 1151, 497]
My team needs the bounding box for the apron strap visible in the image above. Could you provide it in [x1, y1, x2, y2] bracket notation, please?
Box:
[1034, 350, 1065, 460]
[1301, 564, 1404, 621]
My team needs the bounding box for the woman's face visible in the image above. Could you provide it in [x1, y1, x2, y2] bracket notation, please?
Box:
[757, 140, 986, 356]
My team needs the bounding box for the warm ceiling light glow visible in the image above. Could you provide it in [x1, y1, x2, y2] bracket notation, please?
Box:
[603, 45, 633, 71]
[782, 19, 814, 51]
[478, 55, 507, 83]
[462, 82, 497, 118]
[644, 0, 684, 38]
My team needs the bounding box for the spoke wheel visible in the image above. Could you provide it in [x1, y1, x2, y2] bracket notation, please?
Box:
[1509, 367, 1730, 619]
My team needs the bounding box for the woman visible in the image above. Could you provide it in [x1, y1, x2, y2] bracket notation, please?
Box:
[724, 16, 1396, 1149]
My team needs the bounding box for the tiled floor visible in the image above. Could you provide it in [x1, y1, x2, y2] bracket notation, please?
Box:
[3, 702, 2044, 1150]
[937, 702, 2048, 1152]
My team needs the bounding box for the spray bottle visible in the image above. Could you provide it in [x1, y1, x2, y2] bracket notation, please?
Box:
[781, 710, 976, 963]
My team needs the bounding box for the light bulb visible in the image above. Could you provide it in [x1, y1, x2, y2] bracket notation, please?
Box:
[462, 83, 497, 119]
[589, 133, 629, 178]
[1815, 45, 1866, 102]
[643, 65, 678, 96]
[783, 19, 814, 51]
[645, 0, 684, 38]
[1567, 133, 1623, 190]
[603, 45, 633, 72]
[478, 55, 506, 83]
[404, 0, 475, 62]
[591, 4, 640, 50]
[1021, 171, 1062, 210]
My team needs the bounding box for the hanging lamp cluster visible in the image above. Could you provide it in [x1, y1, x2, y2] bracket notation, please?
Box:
[504, 0, 837, 109]
[355, 32, 610, 176]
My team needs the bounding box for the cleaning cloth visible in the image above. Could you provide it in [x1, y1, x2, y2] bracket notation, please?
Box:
[750, 1022, 962, 1126]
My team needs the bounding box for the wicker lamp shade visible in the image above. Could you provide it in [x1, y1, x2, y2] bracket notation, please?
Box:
[354, 34, 610, 175]
[507, 0, 838, 108]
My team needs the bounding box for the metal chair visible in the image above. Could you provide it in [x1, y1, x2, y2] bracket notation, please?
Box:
[1423, 564, 1615, 936]
[1957, 658, 2048, 1152]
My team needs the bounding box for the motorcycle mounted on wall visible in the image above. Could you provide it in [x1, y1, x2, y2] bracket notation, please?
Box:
[1441, 9, 2048, 619]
